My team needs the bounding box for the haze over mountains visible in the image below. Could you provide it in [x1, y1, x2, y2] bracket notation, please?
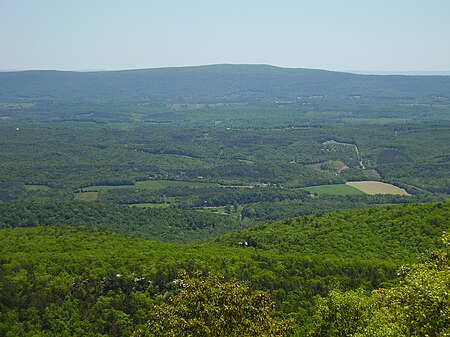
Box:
[1, 64, 449, 103]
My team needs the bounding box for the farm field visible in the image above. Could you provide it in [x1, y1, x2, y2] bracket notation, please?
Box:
[346, 181, 411, 195]
[303, 184, 366, 195]
[75, 180, 256, 201]
[79, 180, 227, 192]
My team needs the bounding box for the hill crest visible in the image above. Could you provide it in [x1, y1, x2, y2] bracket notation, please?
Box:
[1, 64, 449, 103]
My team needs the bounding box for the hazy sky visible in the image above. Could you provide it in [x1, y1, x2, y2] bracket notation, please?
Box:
[1, 0, 449, 71]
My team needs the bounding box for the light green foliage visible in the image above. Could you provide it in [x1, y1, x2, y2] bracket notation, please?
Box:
[362, 233, 450, 337]
[0, 202, 448, 336]
[308, 232, 450, 337]
[222, 202, 450, 261]
[308, 289, 373, 337]
[303, 184, 365, 195]
[136, 271, 296, 337]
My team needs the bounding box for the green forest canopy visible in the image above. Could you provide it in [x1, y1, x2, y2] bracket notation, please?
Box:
[0, 201, 449, 336]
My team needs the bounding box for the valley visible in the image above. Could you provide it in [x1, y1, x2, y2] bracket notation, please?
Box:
[0, 65, 449, 336]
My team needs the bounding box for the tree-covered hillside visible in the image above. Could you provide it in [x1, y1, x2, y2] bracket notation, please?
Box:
[308, 232, 450, 337]
[0, 201, 448, 336]
[1, 64, 450, 103]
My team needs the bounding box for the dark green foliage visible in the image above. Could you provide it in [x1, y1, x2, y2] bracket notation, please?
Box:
[376, 149, 408, 164]
[240, 194, 416, 221]
[0, 201, 240, 243]
[1, 65, 450, 103]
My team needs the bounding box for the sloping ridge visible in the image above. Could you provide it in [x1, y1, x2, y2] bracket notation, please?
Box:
[0, 64, 449, 102]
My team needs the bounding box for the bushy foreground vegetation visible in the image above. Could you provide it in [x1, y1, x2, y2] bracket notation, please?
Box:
[135, 271, 296, 337]
[309, 233, 450, 337]
[0, 202, 448, 336]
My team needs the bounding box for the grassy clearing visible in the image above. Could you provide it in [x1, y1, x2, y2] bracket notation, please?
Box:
[24, 184, 51, 191]
[346, 181, 410, 195]
[303, 184, 366, 195]
[74, 180, 258, 202]
[134, 180, 220, 190]
[80, 180, 221, 192]
[75, 180, 222, 202]
[74, 191, 99, 201]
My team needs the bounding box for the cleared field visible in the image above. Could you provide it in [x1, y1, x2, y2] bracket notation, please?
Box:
[74, 180, 256, 202]
[24, 184, 51, 191]
[75, 180, 227, 201]
[80, 180, 221, 192]
[346, 181, 410, 195]
[74, 191, 99, 201]
[303, 184, 366, 195]
[134, 180, 220, 189]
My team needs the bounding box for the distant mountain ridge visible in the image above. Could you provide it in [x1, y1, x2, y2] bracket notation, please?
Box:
[0, 64, 449, 103]
[348, 70, 450, 76]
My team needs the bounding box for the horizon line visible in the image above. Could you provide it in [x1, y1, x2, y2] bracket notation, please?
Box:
[1, 63, 450, 76]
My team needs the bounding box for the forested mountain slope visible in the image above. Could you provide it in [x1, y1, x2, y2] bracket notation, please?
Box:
[1, 64, 450, 102]
[217, 201, 449, 260]
[1, 201, 448, 336]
